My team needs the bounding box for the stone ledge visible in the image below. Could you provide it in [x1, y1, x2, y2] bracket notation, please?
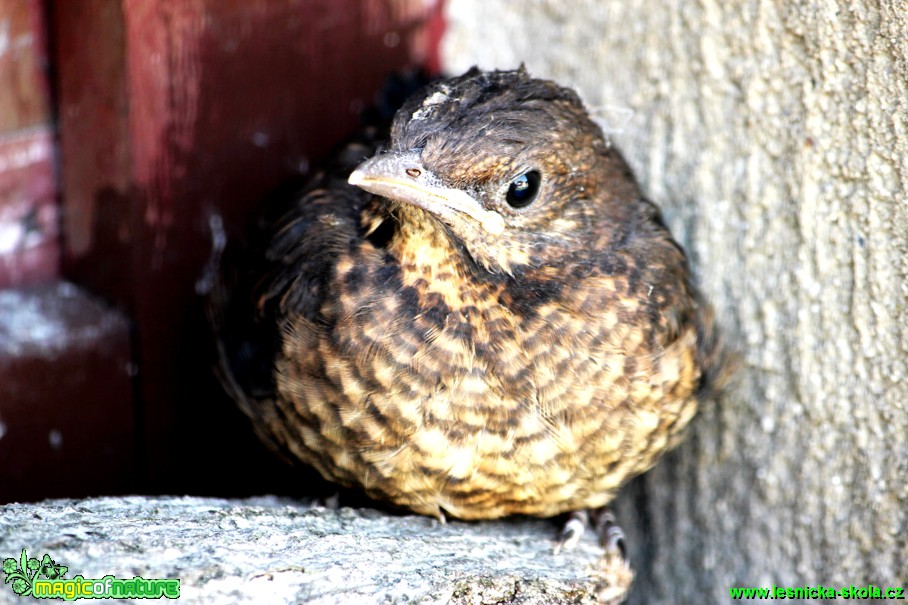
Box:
[0, 496, 631, 604]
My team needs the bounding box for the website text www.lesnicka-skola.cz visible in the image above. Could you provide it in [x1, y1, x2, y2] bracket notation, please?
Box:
[729, 584, 904, 600]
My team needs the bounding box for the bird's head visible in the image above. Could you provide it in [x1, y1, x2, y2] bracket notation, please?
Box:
[349, 67, 640, 274]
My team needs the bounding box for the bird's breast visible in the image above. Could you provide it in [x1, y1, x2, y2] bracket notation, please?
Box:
[274, 241, 700, 519]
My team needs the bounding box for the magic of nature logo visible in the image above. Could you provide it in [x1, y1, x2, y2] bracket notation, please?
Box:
[3, 549, 179, 600]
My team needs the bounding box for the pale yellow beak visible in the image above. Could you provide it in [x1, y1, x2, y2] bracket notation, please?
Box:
[348, 151, 505, 235]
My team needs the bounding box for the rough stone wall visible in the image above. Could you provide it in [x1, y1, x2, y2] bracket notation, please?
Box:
[443, 2, 908, 602]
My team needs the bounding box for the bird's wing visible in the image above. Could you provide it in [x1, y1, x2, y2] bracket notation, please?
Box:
[209, 138, 386, 456]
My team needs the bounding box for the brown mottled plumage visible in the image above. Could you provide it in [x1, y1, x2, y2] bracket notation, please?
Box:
[213, 68, 727, 524]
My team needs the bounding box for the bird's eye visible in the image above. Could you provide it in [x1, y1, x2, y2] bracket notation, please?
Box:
[505, 171, 541, 208]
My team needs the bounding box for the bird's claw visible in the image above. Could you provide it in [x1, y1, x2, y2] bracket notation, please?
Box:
[554, 510, 590, 555]
[595, 509, 628, 565]
[554, 508, 628, 566]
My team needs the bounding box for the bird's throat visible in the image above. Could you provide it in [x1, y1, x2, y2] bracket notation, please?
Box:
[391, 203, 467, 269]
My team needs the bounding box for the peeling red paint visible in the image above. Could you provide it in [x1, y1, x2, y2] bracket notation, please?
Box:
[0, 128, 57, 288]
[0, 0, 56, 289]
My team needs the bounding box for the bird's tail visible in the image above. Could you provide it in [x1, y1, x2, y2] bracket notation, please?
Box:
[693, 298, 738, 401]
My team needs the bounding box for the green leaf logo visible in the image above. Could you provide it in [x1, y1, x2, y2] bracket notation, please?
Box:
[2, 549, 34, 597]
[1, 549, 65, 597]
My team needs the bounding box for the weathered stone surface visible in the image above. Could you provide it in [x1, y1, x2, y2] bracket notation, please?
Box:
[0, 496, 631, 604]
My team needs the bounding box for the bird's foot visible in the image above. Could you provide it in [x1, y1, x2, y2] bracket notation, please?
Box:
[594, 508, 628, 564]
[554, 508, 628, 565]
[553, 510, 589, 554]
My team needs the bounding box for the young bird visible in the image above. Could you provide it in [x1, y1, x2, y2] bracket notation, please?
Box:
[213, 67, 726, 550]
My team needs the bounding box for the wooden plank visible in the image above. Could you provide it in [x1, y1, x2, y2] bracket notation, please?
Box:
[0, 0, 49, 132]
[53, 0, 132, 303]
[0, 128, 58, 287]
[0, 0, 57, 288]
[0, 282, 133, 503]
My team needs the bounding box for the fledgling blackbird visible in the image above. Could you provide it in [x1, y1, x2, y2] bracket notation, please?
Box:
[213, 67, 727, 544]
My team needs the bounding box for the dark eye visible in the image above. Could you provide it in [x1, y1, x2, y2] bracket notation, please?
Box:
[505, 171, 541, 208]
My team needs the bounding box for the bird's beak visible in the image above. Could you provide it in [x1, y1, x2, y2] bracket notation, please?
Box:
[348, 151, 505, 235]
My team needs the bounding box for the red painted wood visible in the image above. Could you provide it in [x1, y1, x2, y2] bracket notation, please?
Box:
[0, 0, 50, 132]
[0, 282, 133, 504]
[0, 129, 58, 287]
[0, 0, 57, 288]
[52, 0, 444, 495]
[52, 0, 132, 303]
